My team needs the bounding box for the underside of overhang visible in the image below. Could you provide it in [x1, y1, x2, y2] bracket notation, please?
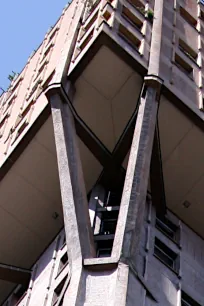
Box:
[159, 96, 204, 239]
[70, 42, 204, 240]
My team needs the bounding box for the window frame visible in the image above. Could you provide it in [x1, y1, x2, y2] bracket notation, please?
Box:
[180, 6, 197, 29]
[178, 39, 198, 64]
[174, 53, 194, 79]
[154, 237, 179, 273]
[156, 216, 179, 243]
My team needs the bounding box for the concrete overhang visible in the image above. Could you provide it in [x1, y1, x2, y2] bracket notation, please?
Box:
[67, 27, 204, 240]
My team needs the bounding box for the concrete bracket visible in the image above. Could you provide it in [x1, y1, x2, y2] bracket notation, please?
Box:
[144, 75, 164, 100]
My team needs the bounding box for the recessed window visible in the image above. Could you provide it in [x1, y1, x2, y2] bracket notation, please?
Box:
[175, 53, 193, 77]
[80, 29, 94, 51]
[100, 210, 119, 235]
[180, 6, 197, 28]
[96, 239, 113, 258]
[156, 216, 178, 242]
[47, 27, 59, 46]
[58, 252, 68, 275]
[11, 121, 28, 145]
[154, 238, 178, 272]
[179, 39, 197, 63]
[0, 113, 9, 130]
[103, 9, 111, 22]
[122, 6, 143, 31]
[52, 276, 67, 306]
[181, 291, 201, 306]
[127, 0, 145, 16]
[119, 24, 141, 50]
[83, 11, 98, 33]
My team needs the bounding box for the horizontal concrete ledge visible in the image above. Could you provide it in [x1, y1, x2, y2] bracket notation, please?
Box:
[97, 206, 120, 212]
[94, 234, 115, 241]
[84, 257, 118, 271]
[0, 263, 31, 285]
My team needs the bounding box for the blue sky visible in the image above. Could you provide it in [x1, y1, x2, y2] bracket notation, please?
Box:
[0, 0, 69, 92]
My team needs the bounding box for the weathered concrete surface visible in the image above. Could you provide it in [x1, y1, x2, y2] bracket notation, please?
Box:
[148, 0, 164, 76]
[51, 92, 95, 261]
[112, 86, 159, 260]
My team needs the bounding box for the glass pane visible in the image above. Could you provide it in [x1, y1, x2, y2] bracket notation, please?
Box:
[154, 246, 174, 268]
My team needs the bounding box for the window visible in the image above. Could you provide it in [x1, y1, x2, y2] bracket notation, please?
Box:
[3, 96, 15, 114]
[47, 27, 59, 46]
[11, 121, 28, 145]
[119, 24, 141, 50]
[83, 11, 98, 33]
[96, 239, 113, 257]
[179, 39, 197, 63]
[122, 6, 143, 31]
[100, 210, 119, 235]
[127, 0, 145, 16]
[52, 276, 67, 306]
[180, 7, 197, 28]
[181, 291, 201, 306]
[175, 53, 193, 77]
[80, 29, 94, 51]
[105, 191, 122, 207]
[88, 0, 100, 16]
[58, 252, 68, 275]
[154, 238, 178, 272]
[156, 216, 178, 242]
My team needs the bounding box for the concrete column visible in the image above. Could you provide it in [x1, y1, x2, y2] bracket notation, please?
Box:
[49, 90, 96, 259]
[112, 76, 163, 305]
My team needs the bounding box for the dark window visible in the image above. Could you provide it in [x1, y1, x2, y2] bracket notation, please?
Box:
[96, 239, 113, 258]
[52, 276, 67, 306]
[119, 24, 141, 51]
[181, 291, 201, 306]
[105, 191, 122, 207]
[126, 0, 145, 16]
[179, 39, 197, 63]
[175, 53, 193, 77]
[180, 7, 197, 28]
[154, 238, 178, 272]
[58, 252, 68, 275]
[156, 217, 178, 241]
[100, 210, 119, 235]
[122, 6, 143, 31]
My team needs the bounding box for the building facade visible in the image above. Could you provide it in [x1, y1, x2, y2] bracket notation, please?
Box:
[1, 0, 204, 305]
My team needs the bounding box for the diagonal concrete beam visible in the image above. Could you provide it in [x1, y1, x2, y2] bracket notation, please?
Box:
[112, 76, 163, 261]
[47, 86, 95, 266]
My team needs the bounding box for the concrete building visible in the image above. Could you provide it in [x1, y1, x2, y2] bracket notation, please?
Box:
[1, 0, 204, 305]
